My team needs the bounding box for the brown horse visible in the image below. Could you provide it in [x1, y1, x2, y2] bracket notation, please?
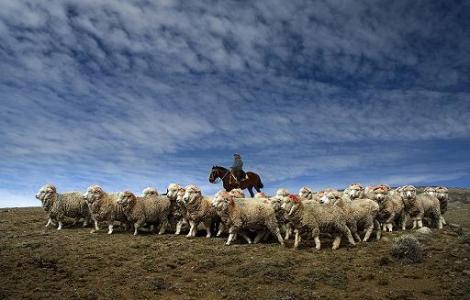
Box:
[208, 166, 264, 197]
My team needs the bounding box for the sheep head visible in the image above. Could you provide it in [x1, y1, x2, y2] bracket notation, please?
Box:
[166, 183, 181, 201]
[229, 188, 245, 198]
[275, 188, 289, 198]
[400, 185, 417, 200]
[346, 183, 365, 199]
[118, 191, 137, 208]
[254, 192, 268, 199]
[183, 185, 202, 204]
[368, 185, 390, 202]
[83, 185, 105, 204]
[298, 186, 313, 200]
[175, 187, 186, 206]
[212, 190, 233, 212]
[281, 194, 302, 218]
[142, 187, 159, 197]
[319, 190, 341, 204]
[435, 186, 449, 201]
[36, 184, 56, 202]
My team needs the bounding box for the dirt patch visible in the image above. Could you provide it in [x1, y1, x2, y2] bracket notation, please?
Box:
[0, 203, 469, 299]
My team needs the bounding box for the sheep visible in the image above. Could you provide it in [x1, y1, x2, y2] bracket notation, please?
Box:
[165, 183, 188, 233]
[212, 191, 285, 246]
[117, 190, 170, 236]
[281, 194, 356, 250]
[342, 183, 366, 201]
[254, 192, 268, 198]
[35, 184, 90, 230]
[181, 185, 217, 238]
[400, 185, 442, 230]
[83, 185, 128, 234]
[298, 186, 315, 201]
[142, 187, 159, 197]
[174, 186, 189, 235]
[320, 190, 381, 242]
[425, 186, 449, 225]
[368, 185, 406, 232]
[229, 188, 246, 198]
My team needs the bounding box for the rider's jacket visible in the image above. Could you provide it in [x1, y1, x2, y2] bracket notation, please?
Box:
[231, 158, 243, 171]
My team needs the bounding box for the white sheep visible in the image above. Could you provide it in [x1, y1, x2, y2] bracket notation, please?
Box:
[400, 185, 442, 230]
[424, 186, 448, 225]
[320, 190, 381, 242]
[181, 185, 216, 238]
[212, 191, 284, 246]
[117, 190, 170, 235]
[367, 185, 406, 232]
[281, 194, 356, 250]
[229, 188, 246, 198]
[83, 185, 128, 234]
[35, 184, 90, 230]
[298, 186, 315, 200]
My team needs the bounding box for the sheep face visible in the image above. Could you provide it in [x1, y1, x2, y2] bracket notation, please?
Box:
[281, 194, 302, 218]
[183, 185, 201, 204]
[212, 191, 231, 212]
[83, 185, 105, 204]
[117, 191, 137, 207]
[346, 183, 364, 199]
[36, 184, 56, 202]
[166, 183, 181, 200]
[400, 185, 417, 200]
[276, 188, 289, 198]
[229, 188, 245, 198]
[369, 185, 389, 202]
[142, 187, 158, 197]
[424, 187, 437, 197]
[175, 187, 186, 206]
[320, 190, 340, 204]
[435, 186, 448, 201]
[298, 187, 313, 199]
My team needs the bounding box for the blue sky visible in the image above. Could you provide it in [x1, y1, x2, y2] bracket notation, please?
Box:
[1, 0, 469, 207]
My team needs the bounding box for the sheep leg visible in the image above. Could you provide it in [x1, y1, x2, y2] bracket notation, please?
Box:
[57, 221, 63, 230]
[253, 231, 265, 244]
[284, 224, 291, 240]
[362, 220, 374, 242]
[187, 220, 196, 237]
[216, 223, 225, 237]
[82, 219, 88, 227]
[158, 219, 168, 235]
[338, 224, 356, 246]
[240, 232, 252, 244]
[417, 219, 423, 228]
[203, 220, 212, 238]
[412, 219, 417, 229]
[134, 222, 142, 236]
[107, 223, 114, 235]
[294, 229, 301, 249]
[312, 228, 321, 250]
[332, 236, 342, 250]
[175, 220, 183, 235]
[267, 224, 285, 246]
[382, 223, 387, 232]
[374, 220, 381, 240]
[226, 227, 237, 245]
[401, 214, 408, 230]
[90, 220, 99, 233]
[440, 216, 446, 225]
[45, 218, 54, 228]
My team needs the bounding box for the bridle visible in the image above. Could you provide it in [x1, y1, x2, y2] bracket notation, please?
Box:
[210, 168, 230, 184]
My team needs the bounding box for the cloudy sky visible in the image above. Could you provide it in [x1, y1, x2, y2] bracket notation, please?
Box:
[1, 0, 469, 207]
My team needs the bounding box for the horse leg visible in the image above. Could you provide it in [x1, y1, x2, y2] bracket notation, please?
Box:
[248, 187, 254, 197]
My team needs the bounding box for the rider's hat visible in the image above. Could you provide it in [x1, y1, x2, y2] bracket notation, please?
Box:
[233, 153, 241, 157]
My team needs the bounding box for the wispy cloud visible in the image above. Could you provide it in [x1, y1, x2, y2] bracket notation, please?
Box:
[1, 0, 469, 206]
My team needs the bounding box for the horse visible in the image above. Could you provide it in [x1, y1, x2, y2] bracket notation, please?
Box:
[208, 166, 264, 197]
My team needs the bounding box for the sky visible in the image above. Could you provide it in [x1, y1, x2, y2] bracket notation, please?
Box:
[1, 0, 470, 207]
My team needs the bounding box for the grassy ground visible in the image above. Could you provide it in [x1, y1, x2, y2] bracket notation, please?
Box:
[1, 200, 469, 299]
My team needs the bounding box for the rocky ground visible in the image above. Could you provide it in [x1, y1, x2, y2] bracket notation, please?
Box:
[0, 199, 469, 299]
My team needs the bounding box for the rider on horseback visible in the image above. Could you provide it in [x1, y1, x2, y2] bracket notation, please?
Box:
[231, 153, 245, 183]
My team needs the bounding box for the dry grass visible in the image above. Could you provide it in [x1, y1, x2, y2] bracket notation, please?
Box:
[0, 200, 469, 299]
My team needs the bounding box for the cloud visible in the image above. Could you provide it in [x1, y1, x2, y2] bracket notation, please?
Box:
[0, 0, 469, 206]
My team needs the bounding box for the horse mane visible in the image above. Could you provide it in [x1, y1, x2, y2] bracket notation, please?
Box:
[213, 165, 227, 171]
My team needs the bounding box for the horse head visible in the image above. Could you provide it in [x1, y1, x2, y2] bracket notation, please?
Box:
[209, 166, 227, 183]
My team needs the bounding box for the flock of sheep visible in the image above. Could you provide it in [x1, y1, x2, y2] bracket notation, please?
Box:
[35, 183, 449, 250]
